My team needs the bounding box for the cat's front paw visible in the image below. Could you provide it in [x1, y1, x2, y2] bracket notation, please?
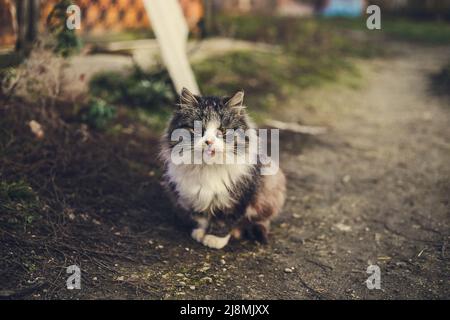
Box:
[191, 228, 205, 243]
[202, 234, 230, 249]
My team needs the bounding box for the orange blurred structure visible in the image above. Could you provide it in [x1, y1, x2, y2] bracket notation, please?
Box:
[0, 0, 204, 48]
[0, 0, 16, 47]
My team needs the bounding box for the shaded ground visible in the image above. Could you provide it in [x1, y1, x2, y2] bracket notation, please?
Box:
[1, 42, 449, 299]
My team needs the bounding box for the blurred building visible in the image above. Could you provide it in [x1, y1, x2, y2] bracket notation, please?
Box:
[0, 0, 16, 47]
[277, 0, 314, 16]
[370, 0, 450, 19]
[212, 0, 314, 15]
[0, 0, 204, 48]
[212, 0, 450, 18]
[320, 0, 365, 17]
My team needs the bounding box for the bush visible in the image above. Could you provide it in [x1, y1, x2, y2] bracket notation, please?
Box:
[0, 41, 65, 106]
[80, 98, 117, 129]
[0, 181, 37, 203]
[89, 67, 175, 110]
[0, 180, 40, 226]
[46, 0, 81, 57]
[194, 50, 357, 114]
[211, 15, 381, 58]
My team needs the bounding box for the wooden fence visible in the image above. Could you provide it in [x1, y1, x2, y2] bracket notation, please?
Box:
[0, 0, 204, 47]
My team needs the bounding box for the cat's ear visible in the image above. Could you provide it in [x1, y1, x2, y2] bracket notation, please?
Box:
[178, 87, 198, 108]
[225, 90, 245, 114]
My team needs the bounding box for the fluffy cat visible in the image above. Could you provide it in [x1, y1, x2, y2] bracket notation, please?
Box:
[160, 88, 286, 249]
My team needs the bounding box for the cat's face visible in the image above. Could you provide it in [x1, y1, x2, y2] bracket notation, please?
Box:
[167, 88, 252, 164]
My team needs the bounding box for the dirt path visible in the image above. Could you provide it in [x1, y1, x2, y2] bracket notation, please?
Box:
[272, 43, 450, 299]
[6, 43, 448, 300]
[104, 43, 448, 300]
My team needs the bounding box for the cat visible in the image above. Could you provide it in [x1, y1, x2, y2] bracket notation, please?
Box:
[160, 88, 286, 249]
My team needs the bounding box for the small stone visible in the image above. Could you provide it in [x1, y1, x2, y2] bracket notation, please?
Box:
[28, 120, 44, 139]
[220, 259, 226, 265]
[93, 277, 98, 281]
[178, 281, 186, 286]
[335, 223, 352, 232]
[199, 265, 210, 272]
[377, 256, 391, 261]
[116, 276, 124, 281]
[189, 285, 196, 290]
[284, 268, 293, 273]
[342, 175, 351, 183]
[293, 213, 301, 219]
[201, 277, 213, 283]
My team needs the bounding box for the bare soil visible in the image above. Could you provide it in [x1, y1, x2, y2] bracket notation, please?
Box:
[1, 42, 449, 300]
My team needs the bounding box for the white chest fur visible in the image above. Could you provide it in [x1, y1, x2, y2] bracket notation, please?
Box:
[167, 163, 252, 213]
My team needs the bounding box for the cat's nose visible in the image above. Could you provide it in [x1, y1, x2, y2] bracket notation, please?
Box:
[205, 139, 214, 146]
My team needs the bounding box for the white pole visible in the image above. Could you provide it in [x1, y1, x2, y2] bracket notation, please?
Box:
[143, 0, 200, 95]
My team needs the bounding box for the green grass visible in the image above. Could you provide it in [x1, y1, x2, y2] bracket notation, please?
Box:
[80, 98, 117, 130]
[193, 50, 359, 115]
[89, 66, 175, 109]
[128, 108, 172, 132]
[88, 66, 175, 130]
[193, 14, 450, 119]
[224, 15, 450, 45]
[0, 180, 37, 203]
[0, 180, 40, 227]
[87, 15, 379, 126]
[82, 29, 155, 45]
[318, 17, 450, 44]
[193, 15, 375, 117]
[212, 15, 382, 57]
[382, 19, 450, 44]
